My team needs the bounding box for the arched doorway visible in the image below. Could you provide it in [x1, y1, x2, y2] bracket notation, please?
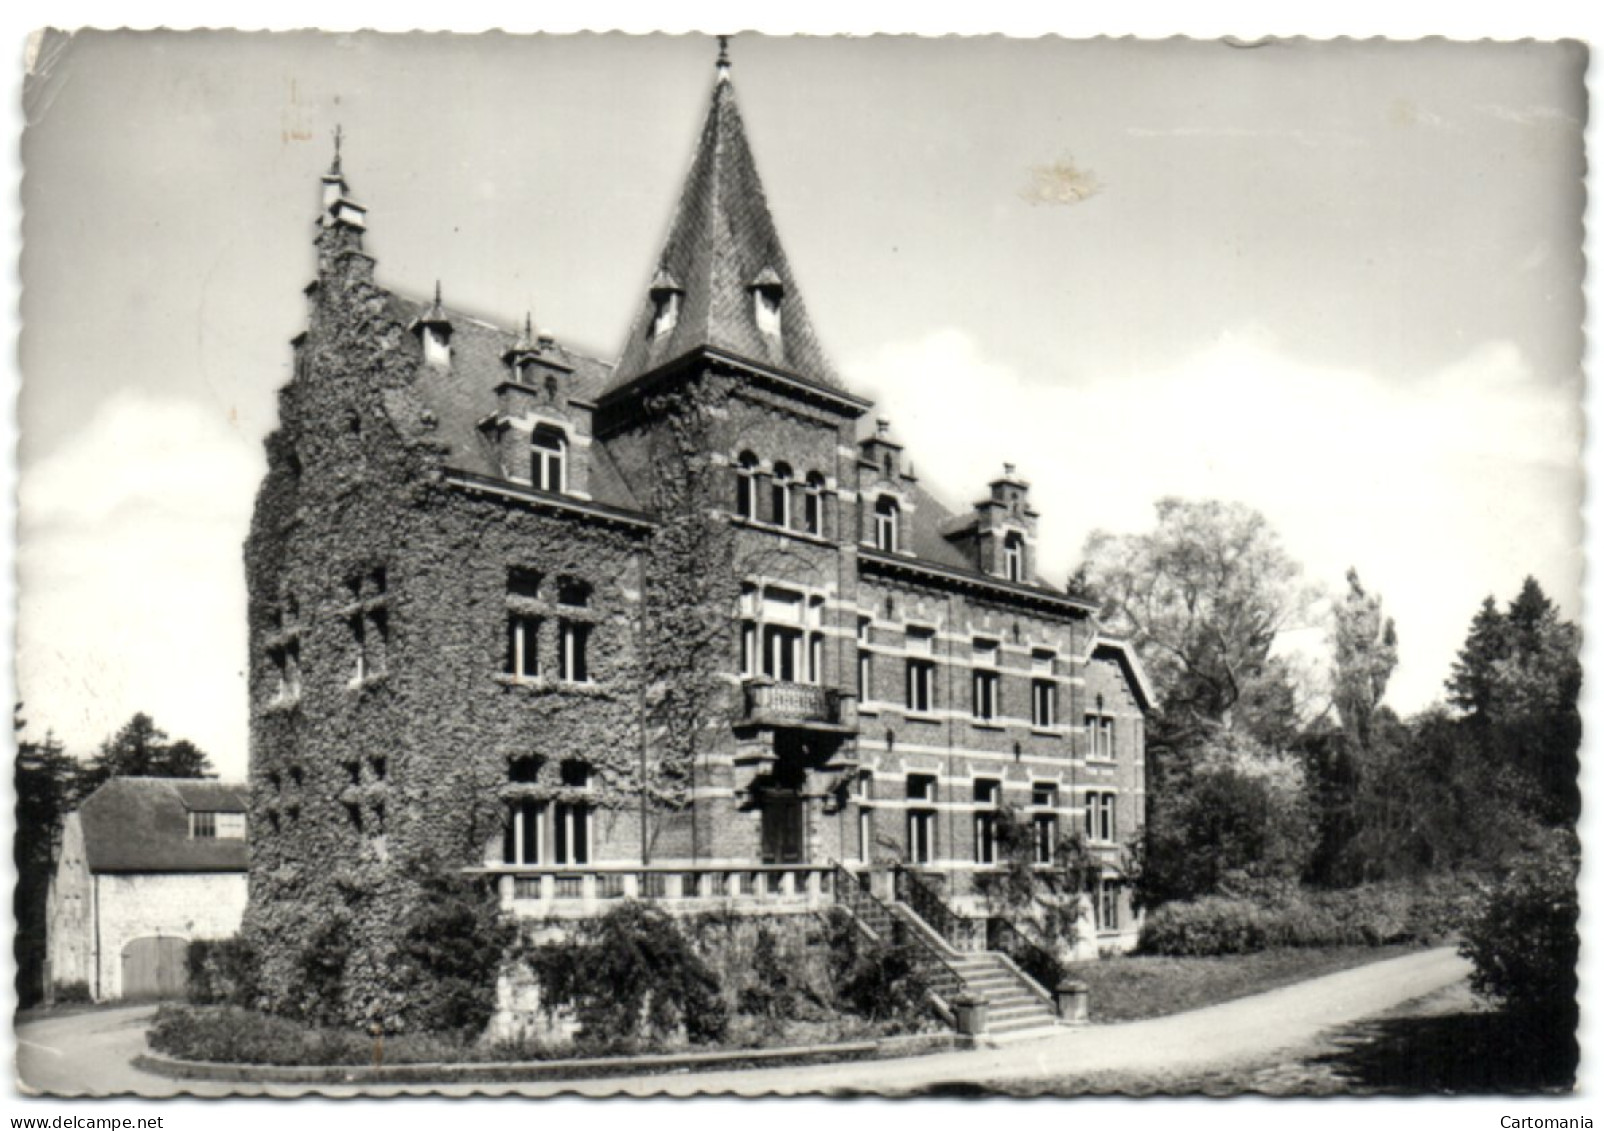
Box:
[121, 936, 188, 1000]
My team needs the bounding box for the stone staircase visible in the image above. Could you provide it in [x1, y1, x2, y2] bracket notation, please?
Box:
[888, 901, 1061, 1041]
[949, 950, 1060, 1038]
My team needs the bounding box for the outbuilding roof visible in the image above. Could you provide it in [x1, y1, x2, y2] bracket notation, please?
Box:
[77, 777, 250, 875]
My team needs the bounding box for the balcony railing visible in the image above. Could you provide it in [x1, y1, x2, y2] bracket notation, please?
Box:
[475, 863, 837, 916]
[744, 680, 842, 725]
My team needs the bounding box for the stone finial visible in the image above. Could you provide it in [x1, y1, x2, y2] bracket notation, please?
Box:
[717, 35, 731, 82]
[876, 418, 891, 439]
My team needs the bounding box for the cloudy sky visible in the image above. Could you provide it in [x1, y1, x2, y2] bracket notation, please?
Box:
[15, 31, 1586, 779]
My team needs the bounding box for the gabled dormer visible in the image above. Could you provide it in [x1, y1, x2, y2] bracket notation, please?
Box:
[857, 419, 918, 554]
[945, 464, 1040, 583]
[481, 313, 595, 499]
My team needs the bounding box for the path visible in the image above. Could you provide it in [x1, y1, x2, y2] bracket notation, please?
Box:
[14, 946, 1472, 1097]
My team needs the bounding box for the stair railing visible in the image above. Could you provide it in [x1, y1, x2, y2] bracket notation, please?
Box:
[830, 861, 968, 1006]
[893, 865, 976, 952]
[986, 915, 1067, 994]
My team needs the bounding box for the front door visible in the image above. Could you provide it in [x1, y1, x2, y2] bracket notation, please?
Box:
[761, 758, 807, 864]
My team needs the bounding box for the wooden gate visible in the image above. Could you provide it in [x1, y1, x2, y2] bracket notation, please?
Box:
[121, 936, 188, 1000]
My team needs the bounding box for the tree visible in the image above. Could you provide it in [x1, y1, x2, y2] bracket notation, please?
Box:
[1460, 826, 1578, 1022]
[1136, 730, 1317, 905]
[1444, 579, 1581, 823]
[1331, 568, 1398, 752]
[79, 712, 215, 792]
[13, 704, 83, 1005]
[1078, 498, 1318, 750]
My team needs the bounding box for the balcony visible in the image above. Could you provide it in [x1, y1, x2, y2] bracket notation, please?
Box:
[742, 680, 848, 729]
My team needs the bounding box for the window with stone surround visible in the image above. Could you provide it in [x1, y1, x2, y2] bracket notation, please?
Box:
[735, 451, 759, 519]
[1084, 790, 1117, 843]
[906, 774, 937, 864]
[555, 760, 593, 865]
[531, 426, 566, 493]
[1031, 781, 1058, 864]
[1003, 532, 1025, 582]
[771, 462, 793, 528]
[971, 639, 1000, 721]
[874, 495, 899, 551]
[974, 778, 1001, 864]
[1086, 713, 1116, 760]
[804, 471, 825, 535]
[557, 578, 593, 683]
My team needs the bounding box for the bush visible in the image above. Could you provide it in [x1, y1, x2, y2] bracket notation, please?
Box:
[524, 901, 728, 1053]
[1139, 880, 1482, 956]
[392, 860, 516, 1035]
[187, 938, 257, 1006]
[822, 908, 936, 1025]
[51, 981, 91, 1005]
[1460, 829, 1578, 1020]
[146, 1004, 501, 1066]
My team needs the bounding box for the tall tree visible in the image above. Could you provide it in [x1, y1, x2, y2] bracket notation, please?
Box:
[14, 704, 84, 1005]
[1443, 579, 1580, 823]
[80, 712, 215, 793]
[1331, 568, 1398, 752]
[1079, 497, 1318, 750]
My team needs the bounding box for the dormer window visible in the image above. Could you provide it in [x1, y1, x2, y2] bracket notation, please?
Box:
[750, 267, 784, 337]
[1003, 533, 1025, 583]
[735, 451, 759, 520]
[531, 427, 566, 493]
[771, 462, 793, 528]
[649, 266, 684, 340]
[421, 325, 450, 367]
[874, 495, 900, 552]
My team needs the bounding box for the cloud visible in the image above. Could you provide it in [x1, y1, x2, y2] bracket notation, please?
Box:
[842, 328, 1582, 716]
[16, 391, 263, 773]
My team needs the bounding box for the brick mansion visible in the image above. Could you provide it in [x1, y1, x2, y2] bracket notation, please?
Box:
[244, 44, 1152, 1031]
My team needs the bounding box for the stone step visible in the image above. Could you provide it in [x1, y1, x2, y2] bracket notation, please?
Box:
[988, 1016, 1059, 1037]
[988, 1004, 1055, 1022]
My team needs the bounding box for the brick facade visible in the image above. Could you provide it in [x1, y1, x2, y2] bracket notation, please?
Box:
[245, 56, 1153, 1021]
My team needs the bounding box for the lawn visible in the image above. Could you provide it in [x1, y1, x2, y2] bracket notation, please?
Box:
[1067, 943, 1419, 1024]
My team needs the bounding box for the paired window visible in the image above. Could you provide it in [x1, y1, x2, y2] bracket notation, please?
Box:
[905, 627, 936, 713]
[531, 427, 566, 493]
[874, 496, 900, 552]
[1085, 790, 1117, 843]
[504, 571, 594, 684]
[346, 568, 389, 685]
[740, 587, 820, 684]
[1095, 881, 1121, 932]
[1087, 714, 1117, 759]
[1032, 782, 1058, 865]
[974, 779, 1001, 864]
[1032, 680, 1056, 728]
[906, 774, 937, 865]
[502, 760, 593, 866]
[190, 811, 245, 840]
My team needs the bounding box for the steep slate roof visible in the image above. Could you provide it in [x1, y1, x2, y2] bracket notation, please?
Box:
[77, 777, 249, 874]
[380, 294, 640, 512]
[608, 72, 840, 394]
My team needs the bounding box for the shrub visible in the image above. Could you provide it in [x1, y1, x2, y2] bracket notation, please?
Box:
[187, 937, 257, 1006]
[1460, 828, 1578, 1020]
[822, 908, 935, 1025]
[391, 859, 516, 1035]
[1138, 880, 1482, 957]
[51, 981, 91, 1005]
[524, 901, 728, 1053]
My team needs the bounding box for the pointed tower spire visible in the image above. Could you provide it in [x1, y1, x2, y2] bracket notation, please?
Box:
[606, 49, 840, 395]
[319, 124, 367, 234]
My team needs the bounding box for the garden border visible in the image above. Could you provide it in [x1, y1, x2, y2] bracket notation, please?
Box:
[132, 1032, 972, 1085]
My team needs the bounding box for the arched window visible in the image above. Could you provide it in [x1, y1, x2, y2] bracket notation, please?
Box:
[735, 451, 759, 520]
[531, 427, 566, 493]
[771, 462, 793, 528]
[803, 472, 825, 535]
[874, 495, 900, 552]
[1003, 533, 1025, 582]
